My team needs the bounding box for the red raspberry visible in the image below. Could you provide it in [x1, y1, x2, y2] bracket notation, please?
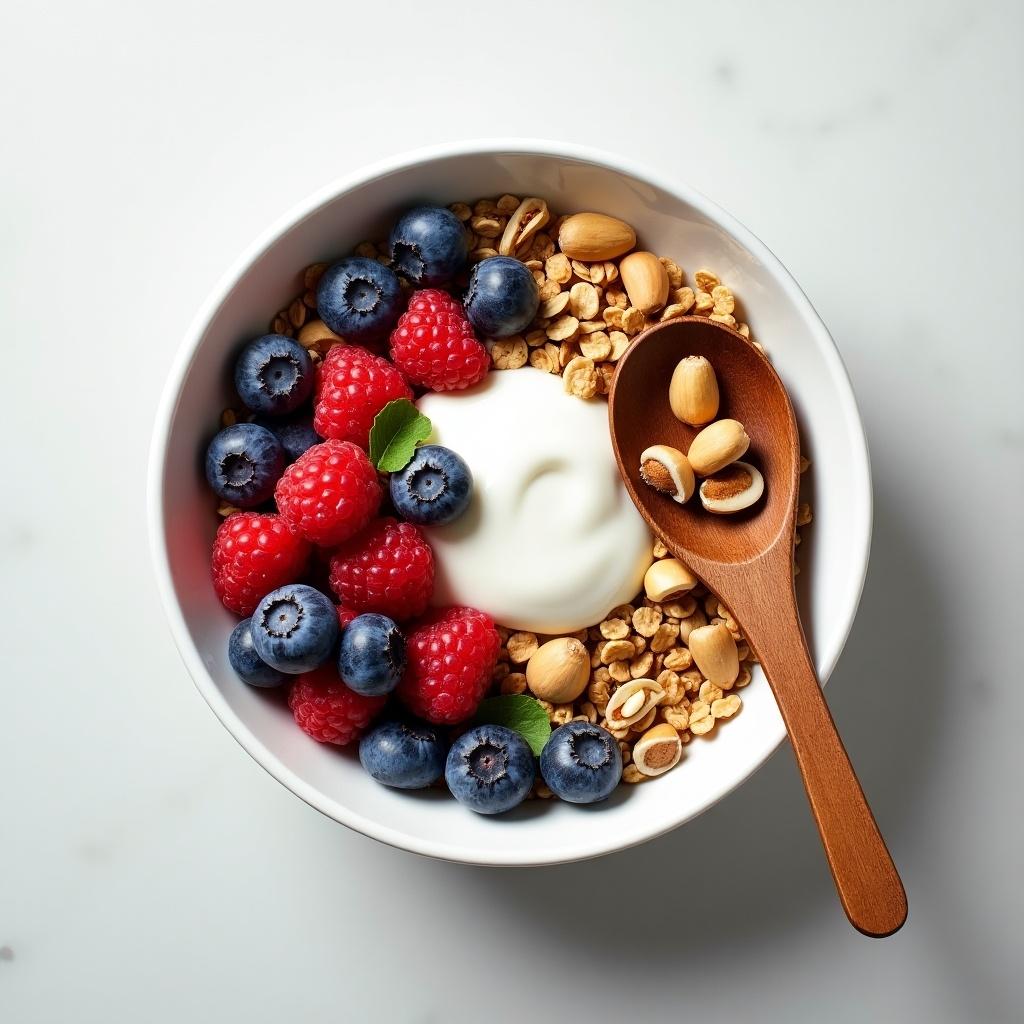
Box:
[389, 289, 489, 392]
[328, 518, 434, 621]
[398, 606, 500, 724]
[210, 512, 311, 616]
[275, 439, 381, 547]
[336, 605, 359, 629]
[314, 345, 412, 449]
[288, 665, 385, 745]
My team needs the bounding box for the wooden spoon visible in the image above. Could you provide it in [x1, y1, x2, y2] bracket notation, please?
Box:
[608, 316, 907, 938]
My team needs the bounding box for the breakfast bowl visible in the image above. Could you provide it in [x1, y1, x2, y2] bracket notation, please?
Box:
[148, 139, 871, 866]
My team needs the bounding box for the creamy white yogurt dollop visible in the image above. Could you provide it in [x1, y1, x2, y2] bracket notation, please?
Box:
[417, 369, 653, 633]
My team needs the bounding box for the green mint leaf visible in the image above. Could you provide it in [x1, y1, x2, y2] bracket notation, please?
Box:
[368, 399, 432, 472]
[474, 695, 551, 757]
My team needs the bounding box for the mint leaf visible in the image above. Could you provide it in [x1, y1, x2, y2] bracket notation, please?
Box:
[368, 399, 432, 472]
[474, 695, 551, 757]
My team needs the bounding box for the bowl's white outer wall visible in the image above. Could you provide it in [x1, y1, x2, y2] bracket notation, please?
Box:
[148, 140, 872, 866]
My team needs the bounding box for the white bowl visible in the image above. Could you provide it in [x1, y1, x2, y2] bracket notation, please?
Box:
[148, 140, 871, 866]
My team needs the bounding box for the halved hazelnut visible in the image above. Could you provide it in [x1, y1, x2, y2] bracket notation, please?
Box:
[698, 460, 764, 514]
[644, 558, 699, 602]
[639, 445, 695, 504]
[632, 723, 683, 777]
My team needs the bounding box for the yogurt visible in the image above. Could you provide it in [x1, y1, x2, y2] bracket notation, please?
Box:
[417, 369, 653, 633]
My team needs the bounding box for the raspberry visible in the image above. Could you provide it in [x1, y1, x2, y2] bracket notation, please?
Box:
[328, 518, 434, 621]
[211, 512, 311, 616]
[336, 605, 359, 629]
[314, 345, 412, 449]
[389, 289, 489, 392]
[275, 439, 381, 547]
[288, 665, 385, 745]
[397, 606, 500, 724]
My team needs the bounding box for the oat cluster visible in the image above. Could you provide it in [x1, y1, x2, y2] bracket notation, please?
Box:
[259, 193, 812, 790]
[449, 196, 759, 398]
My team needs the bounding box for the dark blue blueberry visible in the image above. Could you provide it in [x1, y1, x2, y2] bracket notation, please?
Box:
[234, 334, 314, 415]
[388, 205, 468, 286]
[250, 585, 339, 674]
[204, 422, 285, 508]
[337, 613, 406, 696]
[254, 411, 320, 462]
[389, 445, 472, 527]
[228, 618, 287, 688]
[539, 722, 622, 804]
[316, 257, 402, 344]
[359, 719, 447, 789]
[464, 256, 540, 338]
[445, 724, 535, 815]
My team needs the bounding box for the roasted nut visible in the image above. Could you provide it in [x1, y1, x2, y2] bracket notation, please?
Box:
[639, 445, 695, 504]
[694, 269, 720, 292]
[687, 623, 740, 687]
[687, 419, 750, 476]
[298, 319, 343, 347]
[526, 638, 591, 703]
[699, 461, 764, 514]
[643, 558, 699, 602]
[669, 355, 719, 426]
[500, 672, 528, 695]
[632, 723, 683, 777]
[601, 639, 635, 664]
[498, 197, 550, 256]
[605, 678, 666, 728]
[563, 356, 599, 399]
[490, 337, 529, 370]
[632, 605, 663, 637]
[663, 647, 693, 671]
[568, 282, 600, 321]
[619, 251, 670, 314]
[558, 212, 637, 261]
[506, 631, 539, 663]
[711, 694, 742, 719]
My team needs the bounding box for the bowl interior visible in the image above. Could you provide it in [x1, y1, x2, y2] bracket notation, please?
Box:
[152, 146, 870, 865]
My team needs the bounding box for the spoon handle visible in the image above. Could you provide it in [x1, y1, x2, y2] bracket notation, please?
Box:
[728, 570, 907, 937]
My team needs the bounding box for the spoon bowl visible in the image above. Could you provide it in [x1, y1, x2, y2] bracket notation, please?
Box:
[610, 316, 798, 568]
[609, 316, 907, 938]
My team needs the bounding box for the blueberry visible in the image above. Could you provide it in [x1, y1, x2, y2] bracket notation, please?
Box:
[389, 445, 472, 527]
[316, 257, 403, 344]
[254, 411, 319, 462]
[205, 422, 285, 508]
[464, 256, 540, 338]
[359, 719, 447, 789]
[445, 724, 535, 814]
[337, 613, 406, 696]
[539, 722, 622, 804]
[234, 334, 314, 415]
[250, 584, 339, 674]
[388, 205, 468, 287]
[228, 618, 287, 688]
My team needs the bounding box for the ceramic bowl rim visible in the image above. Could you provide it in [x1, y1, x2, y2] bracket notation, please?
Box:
[147, 138, 872, 866]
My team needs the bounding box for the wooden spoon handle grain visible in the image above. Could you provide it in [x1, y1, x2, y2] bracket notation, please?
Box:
[731, 576, 908, 937]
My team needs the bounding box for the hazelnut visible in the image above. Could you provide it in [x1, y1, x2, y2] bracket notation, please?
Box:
[526, 638, 591, 703]
[669, 355, 719, 426]
[687, 419, 749, 476]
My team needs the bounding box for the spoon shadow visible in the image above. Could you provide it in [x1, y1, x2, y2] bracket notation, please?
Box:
[437, 477, 948, 954]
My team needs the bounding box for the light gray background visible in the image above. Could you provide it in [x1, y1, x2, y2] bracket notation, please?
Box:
[2, 1, 1021, 1021]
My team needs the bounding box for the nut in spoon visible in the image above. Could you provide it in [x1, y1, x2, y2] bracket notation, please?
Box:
[608, 316, 907, 938]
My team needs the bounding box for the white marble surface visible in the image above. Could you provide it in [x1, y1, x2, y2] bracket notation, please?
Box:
[2, 0, 1021, 1020]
